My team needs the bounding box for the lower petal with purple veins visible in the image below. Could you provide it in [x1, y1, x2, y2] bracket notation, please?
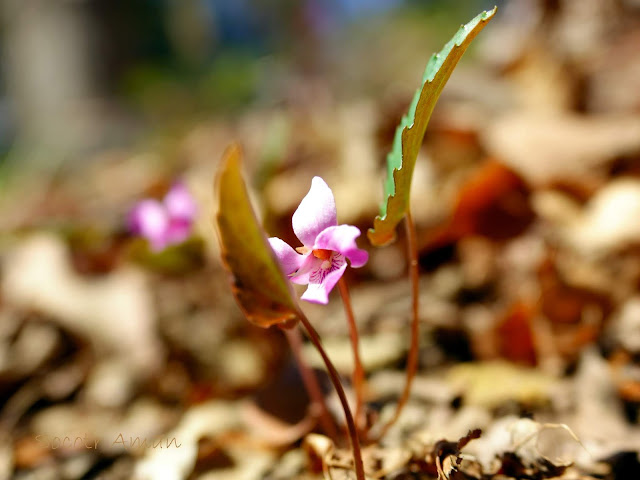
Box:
[300, 253, 346, 304]
[301, 262, 347, 305]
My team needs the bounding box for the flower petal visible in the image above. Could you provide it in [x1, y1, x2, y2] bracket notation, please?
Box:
[164, 182, 197, 220]
[268, 237, 305, 275]
[300, 263, 347, 304]
[314, 225, 368, 268]
[292, 177, 337, 247]
[165, 218, 192, 245]
[128, 199, 170, 250]
[290, 254, 321, 285]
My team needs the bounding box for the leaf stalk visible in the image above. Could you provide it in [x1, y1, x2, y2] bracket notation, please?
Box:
[297, 313, 366, 480]
[337, 277, 366, 436]
[374, 210, 420, 440]
[283, 326, 339, 441]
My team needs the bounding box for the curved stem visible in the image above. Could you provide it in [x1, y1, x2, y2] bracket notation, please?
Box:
[283, 326, 340, 441]
[297, 313, 366, 480]
[337, 277, 366, 435]
[375, 210, 420, 440]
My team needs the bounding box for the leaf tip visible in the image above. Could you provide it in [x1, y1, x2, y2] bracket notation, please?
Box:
[216, 142, 242, 183]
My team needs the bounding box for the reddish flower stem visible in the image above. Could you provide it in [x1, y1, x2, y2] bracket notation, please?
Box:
[337, 277, 366, 435]
[297, 313, 366, 480]
[374, 211, 420, 440]
[283, 326, 339, 441]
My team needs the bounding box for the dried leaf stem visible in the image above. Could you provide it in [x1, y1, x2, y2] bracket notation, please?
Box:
[297, 313, 366, 480]
[283, 326, 339, 441]
[337, 277, 366, 435]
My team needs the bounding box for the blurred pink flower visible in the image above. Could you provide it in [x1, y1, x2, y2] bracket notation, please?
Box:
[128, 182, 197, 251]
[269, 177, 368, 304]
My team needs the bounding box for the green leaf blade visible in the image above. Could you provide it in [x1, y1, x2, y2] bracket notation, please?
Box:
[369, 8, 497, 246]
[215, 144, 300, 328]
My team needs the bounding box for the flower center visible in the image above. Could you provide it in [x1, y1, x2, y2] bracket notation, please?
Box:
[312, 249, 334, 270]
[312, 249, 332, 260]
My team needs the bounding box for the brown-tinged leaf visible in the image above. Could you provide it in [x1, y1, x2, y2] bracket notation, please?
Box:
[215, 144, 300, 328]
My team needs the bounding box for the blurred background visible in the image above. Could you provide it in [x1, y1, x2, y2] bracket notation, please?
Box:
[2, 0, 640, 479]
[0, 0, 499, 169]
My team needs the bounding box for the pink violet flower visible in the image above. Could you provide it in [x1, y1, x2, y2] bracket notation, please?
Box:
[128, 182, 197, 251]
[269, 177, 368, 305]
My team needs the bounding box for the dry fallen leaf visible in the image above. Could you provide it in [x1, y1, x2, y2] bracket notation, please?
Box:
[483, 114, 640, 185]
[447, 361, 554, 408]
[494, 301, 538, 366]
[2, 234, 163, 376]
[420, 160, 534, 255]
[561, 179, 640, 256]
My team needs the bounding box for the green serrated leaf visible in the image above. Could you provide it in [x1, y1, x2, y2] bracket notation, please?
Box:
[215, 144, 300, 328]
[368, 8, 496, 246]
